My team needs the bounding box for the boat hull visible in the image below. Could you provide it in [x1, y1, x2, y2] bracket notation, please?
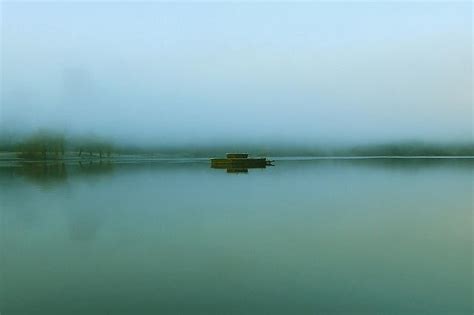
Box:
[210, 158, 268, 169]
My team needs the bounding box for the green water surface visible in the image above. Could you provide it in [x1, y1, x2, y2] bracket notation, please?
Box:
[0, 158, 472, 314]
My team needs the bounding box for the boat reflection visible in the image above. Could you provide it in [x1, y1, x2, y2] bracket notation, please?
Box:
[226, 168, 249, 173]
[211, 165, 269, 173]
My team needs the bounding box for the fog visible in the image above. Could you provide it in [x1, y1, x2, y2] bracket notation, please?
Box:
[1, 2, 472, 148]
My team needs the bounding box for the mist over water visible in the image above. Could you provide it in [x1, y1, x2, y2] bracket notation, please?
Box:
[1, 2, 472, 149]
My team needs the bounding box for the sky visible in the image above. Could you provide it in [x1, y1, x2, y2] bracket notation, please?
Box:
[0, 1, 472, 146]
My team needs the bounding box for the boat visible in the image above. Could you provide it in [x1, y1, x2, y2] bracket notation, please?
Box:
[210, 153, 274, 170]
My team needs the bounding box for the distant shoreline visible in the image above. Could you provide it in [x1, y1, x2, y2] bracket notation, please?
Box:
[1, 151, 474, 164]
[1, 131, 473, 159]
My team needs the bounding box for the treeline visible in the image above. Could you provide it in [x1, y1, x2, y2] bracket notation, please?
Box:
[339, 142, 474, 157]
[5, 130, 114, 160]
[18, 130, 66, 159]
[0, 130, 473, 159]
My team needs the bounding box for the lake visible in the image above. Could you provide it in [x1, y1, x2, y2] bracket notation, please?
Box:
[0, 158, 472, 314]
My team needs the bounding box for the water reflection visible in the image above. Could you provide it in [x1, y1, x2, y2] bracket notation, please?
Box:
[16, 162, 68, 186]
[7, 160, 115, 187]
[1, 158, 473, 183]
[226, 167, 249, 173]
[211, 163, 272, 173]
[0, 158, 473, 314]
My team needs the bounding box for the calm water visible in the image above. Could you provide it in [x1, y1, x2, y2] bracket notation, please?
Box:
[0, 158, 472, 314]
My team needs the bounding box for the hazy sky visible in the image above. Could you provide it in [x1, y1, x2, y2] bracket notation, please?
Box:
[1, 1, 472, 145]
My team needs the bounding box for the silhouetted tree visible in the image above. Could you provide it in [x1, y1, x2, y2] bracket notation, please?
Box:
[75, 135, 114, 159]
